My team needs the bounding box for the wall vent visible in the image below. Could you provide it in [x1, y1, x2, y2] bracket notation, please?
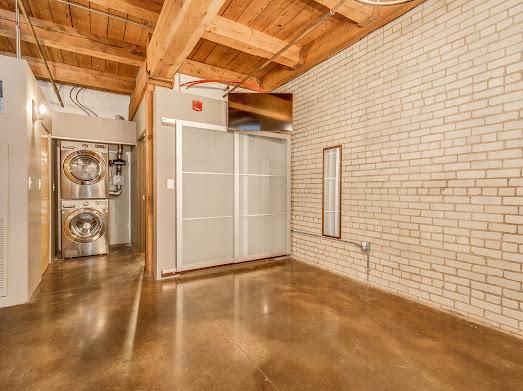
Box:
[0, 145, 7, 297]
[0, 80, 4, 113]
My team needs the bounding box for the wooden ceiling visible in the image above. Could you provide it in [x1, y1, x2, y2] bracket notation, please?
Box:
[0, 0, 425, 103]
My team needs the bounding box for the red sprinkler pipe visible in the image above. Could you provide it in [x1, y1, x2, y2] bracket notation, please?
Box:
[180, 79, 264, 93]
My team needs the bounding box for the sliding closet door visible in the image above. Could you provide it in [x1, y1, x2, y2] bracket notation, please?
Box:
[176, 122, 234, 271]
[237, 134, 289, 261]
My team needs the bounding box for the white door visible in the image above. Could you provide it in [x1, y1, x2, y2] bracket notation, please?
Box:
[176, 121, 234, 271]
[236, 133, 290, 262]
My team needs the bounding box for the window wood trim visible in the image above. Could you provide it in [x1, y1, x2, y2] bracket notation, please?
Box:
[322, 145, 342, 239]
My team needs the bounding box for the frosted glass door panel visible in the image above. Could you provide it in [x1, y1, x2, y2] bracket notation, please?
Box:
[238, 134, 288, 259]
[183, 218, 234, 265]
[238, 215, 287, 258]
[183, 126, 234, 173]
[239, 176, 287, 216]
[183, 174, 234, 218]
[239, 136, 287, 175]
[178, 125, 234, 270]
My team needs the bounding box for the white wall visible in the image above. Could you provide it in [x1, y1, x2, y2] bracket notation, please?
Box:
[38, 81, 130, 120]
[0, 55, 51, 307]
[52, 112, 136, 145]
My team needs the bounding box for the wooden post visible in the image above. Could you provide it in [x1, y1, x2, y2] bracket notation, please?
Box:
[145, 84, 154, 275]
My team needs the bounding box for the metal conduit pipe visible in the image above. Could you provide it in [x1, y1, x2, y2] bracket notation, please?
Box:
[55, 0, 155, 30]
[15, 0, 21, 58]
[16, 0, 64, 107]
[224, 0, 353, 97]
[291, 229, 372, 282]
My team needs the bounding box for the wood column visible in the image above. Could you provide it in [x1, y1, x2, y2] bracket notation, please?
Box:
[145, 85, 154, 275]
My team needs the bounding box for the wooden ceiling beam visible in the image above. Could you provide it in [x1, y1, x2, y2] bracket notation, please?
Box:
[87, 0, 162, 25]
[314, 0, 378, 26]
[202, 15, 302, 68]
[179, 59, 261, 89]
[147, 0, 227, 78]
[0, 51, 135, 94]
[129, 0, 226, 119]
[262, 0, 425, 91]
[0, 8, 146, 66]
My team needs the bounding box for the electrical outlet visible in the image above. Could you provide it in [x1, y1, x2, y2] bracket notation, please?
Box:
[361, 241, 371, 252]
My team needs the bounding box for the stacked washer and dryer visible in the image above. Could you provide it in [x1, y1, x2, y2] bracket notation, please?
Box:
[60, 141, 110, 258]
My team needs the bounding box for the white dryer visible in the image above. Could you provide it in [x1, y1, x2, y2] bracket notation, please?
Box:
[61, 199, 109, 258]
[61, 141, 108, 199]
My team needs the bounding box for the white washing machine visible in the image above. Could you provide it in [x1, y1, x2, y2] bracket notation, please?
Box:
[61, 141, 108, 199]
[61, 199, 109, 258]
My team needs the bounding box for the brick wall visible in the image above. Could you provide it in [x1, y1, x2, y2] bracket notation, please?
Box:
[282, 0, 523, 337]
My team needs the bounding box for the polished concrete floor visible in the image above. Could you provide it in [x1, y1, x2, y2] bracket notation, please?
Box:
[0, 249, 522, 390]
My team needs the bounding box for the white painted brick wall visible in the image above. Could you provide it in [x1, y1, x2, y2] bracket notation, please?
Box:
[281, 0, 523, 337]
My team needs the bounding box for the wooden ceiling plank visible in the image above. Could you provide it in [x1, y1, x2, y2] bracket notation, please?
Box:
[0, 49, 135, 93]
[314, 0, 377, 26]
[0, 8, 146, 66]
[180, 59, 261, 88]
[89, 3, 109, 72]
[262, 0, 425, 90]
[235, 0, 270, 25]
[87, 0, 162, 25]
[202, 15, 302, 68]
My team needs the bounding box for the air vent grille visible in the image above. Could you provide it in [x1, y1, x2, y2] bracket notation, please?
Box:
[0, 80, 4, 113]
[0, 145, 7, 297]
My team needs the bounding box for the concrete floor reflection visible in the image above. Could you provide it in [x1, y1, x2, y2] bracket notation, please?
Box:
[0, 248, 522, 390]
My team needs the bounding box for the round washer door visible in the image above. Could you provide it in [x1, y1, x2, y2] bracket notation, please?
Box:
[63, 151, 106, 185]
[64, 208, 107, 243]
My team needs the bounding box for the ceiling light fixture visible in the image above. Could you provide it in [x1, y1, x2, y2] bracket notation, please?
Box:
[355, 0, 415, 5]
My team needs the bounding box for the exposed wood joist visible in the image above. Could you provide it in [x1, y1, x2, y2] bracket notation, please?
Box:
[0, 51, 135, 94]
[262, 0, 425, 91]
[202, 15, 302, 68]
[87, 0, 162, 25]
[128, 63, 172, 121]
[179, 60, 261, 88]
[129, 0, 227, 119]
[147, 0, 226, 78]
[0, 8, 146, 66]
[314, 0, 378, 26]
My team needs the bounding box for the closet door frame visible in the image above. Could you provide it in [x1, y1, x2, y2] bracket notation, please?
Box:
[175, 122, 291, 272]
[175, 120, 232, 272]
[234, 130, 291, 263]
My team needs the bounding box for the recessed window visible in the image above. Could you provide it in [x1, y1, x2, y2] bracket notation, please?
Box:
[323, 146, 341, 238]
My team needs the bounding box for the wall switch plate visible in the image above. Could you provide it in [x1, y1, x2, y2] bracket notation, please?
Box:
[361, 241, 371, 252]
[167, 179, 175, 189]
